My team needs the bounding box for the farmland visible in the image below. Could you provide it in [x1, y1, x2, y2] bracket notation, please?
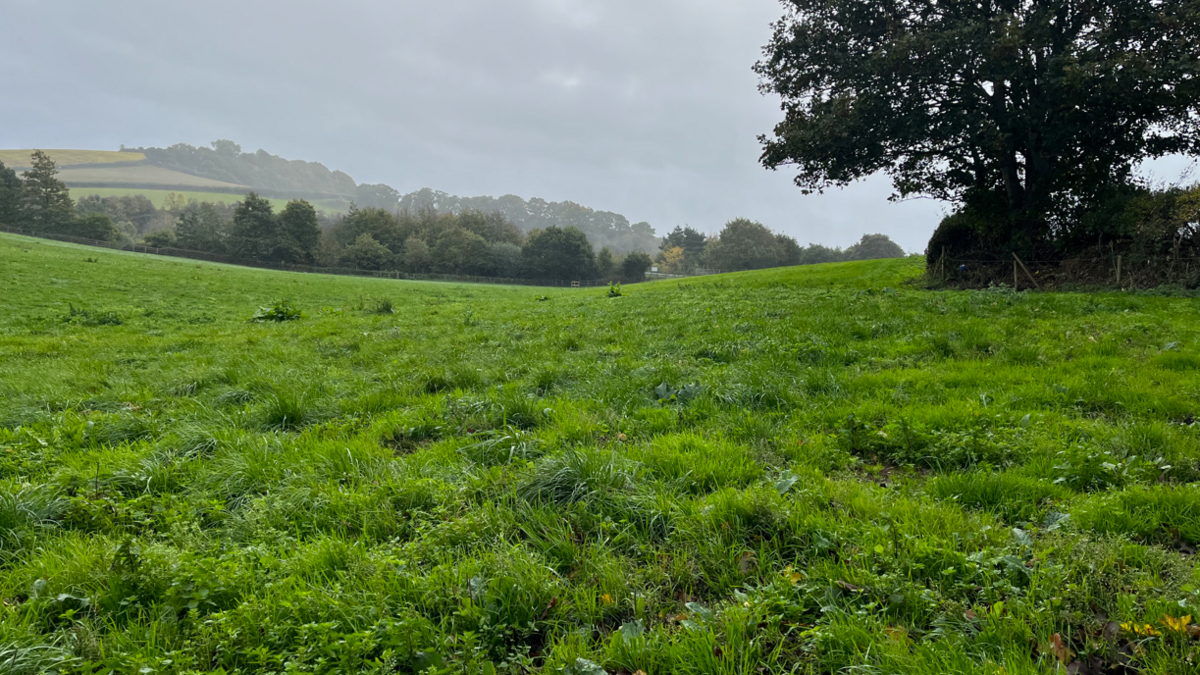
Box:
[63, 188, 344, 213]
[56, 166, 247, 190]
[0, 150, 144, 169]
[2, 232, 1200, 674]
[2, 150, 349, 215]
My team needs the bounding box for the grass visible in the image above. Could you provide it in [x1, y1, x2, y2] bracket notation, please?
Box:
[0, 149, 144, 168]
[2, 233, 1200, 673]
[57, 165, 247, 189]
[65, 187, 345, 213]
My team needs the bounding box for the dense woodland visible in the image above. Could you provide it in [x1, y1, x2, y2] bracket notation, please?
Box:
[0, 151, 906, 281]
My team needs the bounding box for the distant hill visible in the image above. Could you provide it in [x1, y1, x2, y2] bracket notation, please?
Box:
[124, 141, 357, 199]
[56, 165, 247, 190]
[1, 142, 660, 249]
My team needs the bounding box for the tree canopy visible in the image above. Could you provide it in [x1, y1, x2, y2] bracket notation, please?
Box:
[705, 218, 793, 272]
[0, 161, 21, 226]
[132, 141, 357, 197]
[845, 233, 907, 261]
[399, 188, 659, 255]
[756, 0, 1200, 248]
[340, 233, 393, 270]
[175, 202, 231, 253]
[19, 151, 75, 232]
[230, 193, 280, 261]
[522, 226, 599, 280]
[278, 199, 322, 263]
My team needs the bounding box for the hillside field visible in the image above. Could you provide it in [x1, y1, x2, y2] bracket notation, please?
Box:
[0, 150, 144, 169]
[3, 150, 347, 214]
[56, 165, 248, 190]
[3, 233, 1200, 674]
[64, 188, 345, 213]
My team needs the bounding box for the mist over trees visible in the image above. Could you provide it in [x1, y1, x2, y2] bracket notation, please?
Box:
[652, 221, 906, 274]
[0, 150, 906, 284]
[398, 188, 659, 255]
[77, 194, 161, 234]
[320, 206, 607, 280]
[129, 141, 357, 197]
[175, 202, 234, 253]
[125, 141, 663, 255]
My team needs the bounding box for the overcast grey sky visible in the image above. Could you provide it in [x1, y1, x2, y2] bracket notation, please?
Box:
[1, 0, 1194, 251]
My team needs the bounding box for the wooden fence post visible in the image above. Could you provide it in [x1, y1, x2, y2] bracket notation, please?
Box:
[1011, 252, 1041, 290]
[1116, 255, 1122, 287]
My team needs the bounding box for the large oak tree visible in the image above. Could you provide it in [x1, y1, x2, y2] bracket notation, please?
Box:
[756, 0, 1200, 248]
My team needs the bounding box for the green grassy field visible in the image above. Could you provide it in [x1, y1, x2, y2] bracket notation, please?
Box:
[0, 150, 144, 168]
[64, 188, 344, 214]
[57, 165, 248, 190]
[3, 233, 1200, 674]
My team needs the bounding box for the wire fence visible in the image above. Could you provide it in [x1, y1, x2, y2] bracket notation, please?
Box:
[0, 226, 654, 288]
[928, 246, 1200, 290]
[942, 255, 1200, 265]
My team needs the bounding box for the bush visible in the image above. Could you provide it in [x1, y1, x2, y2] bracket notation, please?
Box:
[142, 229, 175, 247]
[367, 297, 394, 314]
[339, 233, 393, 270]
[54, 213, 122, 242]
[621, 252, 653, 280]
[249, 299, 302, 322]
[844, 233, 905, 261]
[925, 210, 991, 268]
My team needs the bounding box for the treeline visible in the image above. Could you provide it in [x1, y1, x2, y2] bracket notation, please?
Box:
[398, 188, 660, 255]
[125, 142, 663, 254]
[1, 151, 905, 283]
[126, 140, 358, 197]
[931, 182, 1200, 269]
[654, 218, 906, 274]
[0, 152, 328, 264]
[324, 206, 651, 280]
[0, 152, 137, 241]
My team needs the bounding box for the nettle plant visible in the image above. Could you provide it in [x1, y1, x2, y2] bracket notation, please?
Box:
[249, 299, 302, 322]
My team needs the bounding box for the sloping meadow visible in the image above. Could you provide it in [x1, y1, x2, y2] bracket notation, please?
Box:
[2, 235, 1200, 674]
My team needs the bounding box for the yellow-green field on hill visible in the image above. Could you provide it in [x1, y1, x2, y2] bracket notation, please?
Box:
[56, 165, 247, 189]
[0, 149, 145, 168]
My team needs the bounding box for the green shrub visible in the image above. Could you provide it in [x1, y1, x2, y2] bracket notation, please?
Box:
[249, 299, 302, 322]
[924, 203, 999, 267]
[60, 303, 122, 326]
